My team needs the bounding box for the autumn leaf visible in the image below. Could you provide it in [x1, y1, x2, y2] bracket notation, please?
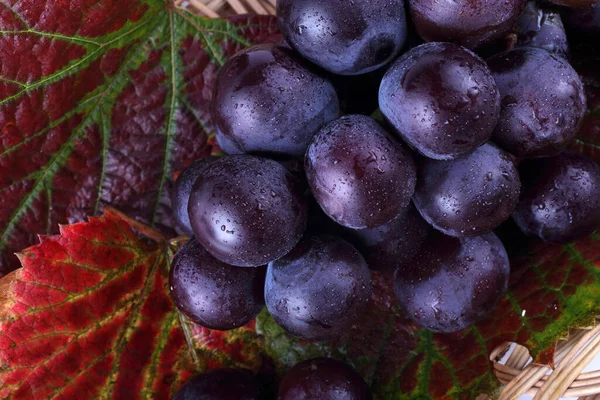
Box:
[0, 211, 196, 399]
[0, 0, 280, 276]
[0, 210, 271, 399]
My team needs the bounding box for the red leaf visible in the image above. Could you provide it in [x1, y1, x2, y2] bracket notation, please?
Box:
[0, 211, 196, 399]
[0, 0, 279, 276]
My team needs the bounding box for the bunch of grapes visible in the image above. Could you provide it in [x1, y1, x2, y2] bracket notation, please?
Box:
[170, 0, 600, 397]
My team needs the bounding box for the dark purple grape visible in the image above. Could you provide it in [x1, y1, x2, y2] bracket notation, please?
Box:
[488, 48, 587, 158]
[171, 157, 217, 236]
[409, 0, 526, 49]
[394, 231, 510, 333]
[345, 203, 431, 271]
[174, 368, 262, 400]
[277, 0, 407, 75]
[169, 238, 265, 330]
[265, 236, 372, 341]
[215, 129, 241, 155]
[189, 155, 307, 267]
[413, 143, 521, 237]
[305, 115, 416, 229]
[515, 2, 569, 58]
[278, 358, 372, 400]
[379, 42, 501, 161]
[211, 43, 339, 157]
[512, 152, 600, 243]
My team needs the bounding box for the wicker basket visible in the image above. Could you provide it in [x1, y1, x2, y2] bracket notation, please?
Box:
[179, 0, 600, 398]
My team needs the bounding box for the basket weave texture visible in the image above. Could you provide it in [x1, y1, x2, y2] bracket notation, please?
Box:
[179, 0, 600, 398]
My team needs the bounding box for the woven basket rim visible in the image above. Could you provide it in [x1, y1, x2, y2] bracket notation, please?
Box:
[179, 0, 600, 398]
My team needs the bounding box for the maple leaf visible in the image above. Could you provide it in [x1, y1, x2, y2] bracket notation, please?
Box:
[0, 1, 280, 276]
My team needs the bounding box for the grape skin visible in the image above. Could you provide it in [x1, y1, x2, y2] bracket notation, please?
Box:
[379, 42, 501, 160]
[345, 203, 431, 270]
[515, 2, 569, 58]
[413, 143, 521, 237]
[305, 115, 417, 229]
[212, 43, 339, 157]
[171, 157, 217, 237]
[409, 0, 526, 49]
[265, 236, 372, 341]
[277, 0, 407, 75]
[173, 368, 262, 400]
[394, 232, 510, 333]
[278, 358, 372, 400]
[488, 48, 587, 158]
[169, 238, 265, 331]
[188, 155, 307, 267]
[513, 152, 600, 243]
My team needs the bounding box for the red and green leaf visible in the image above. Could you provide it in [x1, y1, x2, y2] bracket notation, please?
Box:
[0, 0, 279, 276]
[0, 211, 196, 399]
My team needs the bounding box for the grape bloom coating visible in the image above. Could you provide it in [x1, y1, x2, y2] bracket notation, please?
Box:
[379, 42, 501, 160]
[513, 152, 600, 243]
[395, 232, 510, 333]
[413, 143, 521, 237]
[278, 358, 372, 400]
[488, 48, 586, 158]
[277, 0, 407, 75]
[265, 236, 372, 341]
[169, 238, 265, 330]
[305, 115, 417, 229]
[409, 0, 527, 49]
[188, 155, 307, 267]
[171, 157, 217, 237]
[212, 43, 340, 157]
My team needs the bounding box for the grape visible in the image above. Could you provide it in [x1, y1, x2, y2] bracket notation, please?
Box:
[212, 43, 339, 157]
[394, 231, 510, 333]
[265, 236, 372, 341]
[214, 128, 241, 155]
[413, 143, 521, 237]
[512, 152, 600, 243]
[345, 203, 431, 271]
[409, 0, 526, 49]
[278, 358, 372, 400]
[174, 368, 262, 400]
[305, 115, 416, 229]
[487, 48, 587, 158]
[169, 238, 265, 330]
[515, 2, 569, 58]
[171, 157, 217, 236]
[379, 42, 501, 160]
[188, 155, 307, 267]
[277, 0, 407, 75]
